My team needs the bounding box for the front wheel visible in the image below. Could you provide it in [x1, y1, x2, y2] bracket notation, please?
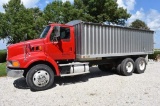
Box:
[26, 64, 54, 91]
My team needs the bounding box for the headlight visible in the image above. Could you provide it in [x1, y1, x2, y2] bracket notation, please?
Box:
[7, 61, 20, 68]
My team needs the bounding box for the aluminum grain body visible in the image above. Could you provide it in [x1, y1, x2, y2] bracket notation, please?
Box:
[67, 21, 154, 60]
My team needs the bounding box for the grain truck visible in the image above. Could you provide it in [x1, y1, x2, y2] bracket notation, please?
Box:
[6, 20, 154, 91]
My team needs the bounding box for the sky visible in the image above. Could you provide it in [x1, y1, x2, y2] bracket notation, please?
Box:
[0, 0, 160, 49]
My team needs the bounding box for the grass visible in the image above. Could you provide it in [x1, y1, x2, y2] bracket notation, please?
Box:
[0, 62, 6, 77]
[0, 49, 7, 53]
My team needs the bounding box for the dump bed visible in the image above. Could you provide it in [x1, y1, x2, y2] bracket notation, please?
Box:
[67, 20, 154, 61]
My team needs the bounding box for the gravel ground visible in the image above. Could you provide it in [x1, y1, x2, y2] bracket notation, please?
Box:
[0, 62, 160, 106]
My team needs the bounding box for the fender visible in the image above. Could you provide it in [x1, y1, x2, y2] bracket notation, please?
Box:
[23, 56, 60, 76]
[45, 56, 60, 76]
[24, 58, 46, 68]
[23, 52, 46, 68]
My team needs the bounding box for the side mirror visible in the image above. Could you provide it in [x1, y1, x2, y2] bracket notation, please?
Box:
[24, 34, 28, 41]
[54, 26, 60, 37]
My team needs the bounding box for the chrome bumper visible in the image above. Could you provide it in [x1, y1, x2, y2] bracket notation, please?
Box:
[6, 68, 24, 77]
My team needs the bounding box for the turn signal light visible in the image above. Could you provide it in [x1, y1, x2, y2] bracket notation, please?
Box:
[12, 61, 20, 67]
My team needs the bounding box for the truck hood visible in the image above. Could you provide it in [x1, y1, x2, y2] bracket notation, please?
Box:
[7, 39, 44, 60]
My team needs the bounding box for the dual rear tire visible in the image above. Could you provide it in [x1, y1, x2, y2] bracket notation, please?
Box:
[120, 58, 134, 76]
[134, 57, 146, 74]
[116, 57, 146, 76]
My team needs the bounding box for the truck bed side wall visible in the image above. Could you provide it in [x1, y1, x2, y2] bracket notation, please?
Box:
[74, 22, 154, 60]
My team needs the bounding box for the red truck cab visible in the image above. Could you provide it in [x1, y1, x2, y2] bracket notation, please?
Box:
[7, 23, 76, 90]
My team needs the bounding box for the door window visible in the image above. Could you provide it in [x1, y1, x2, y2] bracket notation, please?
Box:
[50, 27, 70, 41]
[60, 27, 70, 40]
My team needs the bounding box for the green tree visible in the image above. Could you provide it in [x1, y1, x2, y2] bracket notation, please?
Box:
[130, 19, 150, 30]
[80, 0, 131, 24]
[43, 0, 130, 24]
[73, 0, 94, 21]
[62, 1, 79, 23]
[0, 0, 43, 44]
[61, 1, 92, 23]
[43, 1, 63, 24]
[0, 13, 7, 39]
[43, 0, 94, 24]
[29, 7, 45, 38]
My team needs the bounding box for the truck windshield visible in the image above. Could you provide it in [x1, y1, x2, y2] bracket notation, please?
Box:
[39, 26, 51, 38]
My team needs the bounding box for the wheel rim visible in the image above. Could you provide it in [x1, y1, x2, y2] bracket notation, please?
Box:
[33, 70, 50, 87]
[126, 62, 133, 73]
[139, 60, 145, 70]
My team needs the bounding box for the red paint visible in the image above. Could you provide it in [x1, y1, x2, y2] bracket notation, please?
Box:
[7, 23, 75, 76]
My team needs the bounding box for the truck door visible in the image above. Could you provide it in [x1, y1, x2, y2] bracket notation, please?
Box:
[46, 26, 75, 60]
[59, 27, 73, 57]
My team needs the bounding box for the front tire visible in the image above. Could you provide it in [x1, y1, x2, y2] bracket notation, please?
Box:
[26, 64, 54, 91]
[135, 57, 146, 74]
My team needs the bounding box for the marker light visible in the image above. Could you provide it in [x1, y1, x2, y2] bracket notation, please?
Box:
[12, 61, 20, 67]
